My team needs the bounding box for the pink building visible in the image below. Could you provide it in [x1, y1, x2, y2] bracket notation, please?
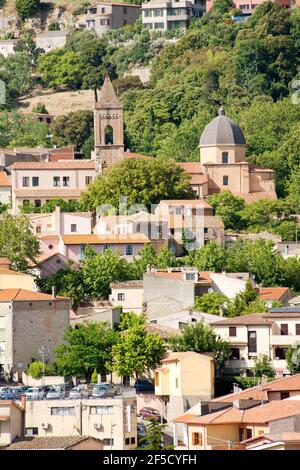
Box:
[206, 0, 290, 15]
[11, 160, 96, 214]
[59, 233, 150, 262]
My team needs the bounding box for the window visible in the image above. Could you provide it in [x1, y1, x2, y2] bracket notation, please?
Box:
[123, 7, 127, 13]
[248, 330, 257, 353]
[36, 225, 41, 234]
[154, 8, 163, 16]
[230, 348, 240, 360]
[175, 206, 181, 215]
[22, 176, 29, 187]
[100, 18, 110, 25]
[85, 176, 92, 185]
[223, 175, 229, 186]
[125, 437, 130, 445]
[144, 23, 153, 29]
[154, 22, 164, 29]
[296, 324, 300, 335]
[192, 432, 202, 446]
[246, 429, 252, 439]
[126, 244, 133, 256]
[79, 245, 86, 260]
[103, 438, 114, 446]
[229, 327, 237, 337]
[32, 177, 39, 187]
[280, 324, 288, 335]
[105, 125, 114, 144]
[87, 20, 95, 29]
[118, 293, 125, 301]
[144, 9, 152, 17]
[63, 176, 70, 187]
[238, 428, 244, 442]
[185, 273, 196, 281]
[25, 427, 38, 436]
[23, 200, 30, 206]
[53, 176, 60, 187]
[155, 371, 159, 386]
[280, 392, 290, 400]
[46, 117, 51, 124]
[71, 224, 77, 233]
[204, 227, 208, 234]
[101, 7, 105, 13]
[103, 244, 110, 253]
[275, 347, 288, 360]
[51, 407, 75, 416]
[131, 437, 135, 444]
[90, 406, 113, 415]
[222, 152, 229, 164]
[34, 200, 41, 207]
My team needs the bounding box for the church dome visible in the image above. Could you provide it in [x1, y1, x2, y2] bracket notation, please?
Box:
[200, 108, 246, 146]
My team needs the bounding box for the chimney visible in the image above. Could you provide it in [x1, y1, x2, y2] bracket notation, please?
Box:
[21, 394, 26, 411]
[52, 286, 56, 299]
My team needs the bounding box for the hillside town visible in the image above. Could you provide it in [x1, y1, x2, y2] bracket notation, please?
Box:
[0, 0, 300, 455]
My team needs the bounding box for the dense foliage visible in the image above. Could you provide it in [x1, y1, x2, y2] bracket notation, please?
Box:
[16, 0, 40, 21]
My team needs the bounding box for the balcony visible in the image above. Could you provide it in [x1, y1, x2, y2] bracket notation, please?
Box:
[270, 335, 300, 346]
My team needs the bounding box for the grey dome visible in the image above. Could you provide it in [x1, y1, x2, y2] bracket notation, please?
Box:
[200, 108, 246, 146]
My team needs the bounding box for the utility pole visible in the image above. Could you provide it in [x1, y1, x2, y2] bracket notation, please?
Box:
[38, 345, 49, 388]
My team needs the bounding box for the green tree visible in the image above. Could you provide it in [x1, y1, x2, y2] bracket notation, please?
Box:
[169, 320, 231, 368]
[286, 342, 300, 374]
[138, 421, 167, 450]
[32, 102, 48, 114]
[186, 242, 226, 272]
[194, 292, 228, 315]
[224, 280, 260, 317]
[51, 110, 94, 151]
[55, 322, 118, 383]
[16, 0, 40, 21]
[91, 368, 98, 384]
[253, 354, 275, 378]
[27, 361, 53, 378]
[208, 191, 246, 230]
[0, 213, 40, 271]
[81, 157, 194, 211]
[112, 319, 166, 379]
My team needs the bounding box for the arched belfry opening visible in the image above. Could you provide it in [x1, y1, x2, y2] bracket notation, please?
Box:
[104, 125, 114, 145]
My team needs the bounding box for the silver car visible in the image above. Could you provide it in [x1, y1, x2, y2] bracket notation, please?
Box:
[25, 387, 45, 400]
[68, 388, 83, 399]
[46, 389, 63, 399]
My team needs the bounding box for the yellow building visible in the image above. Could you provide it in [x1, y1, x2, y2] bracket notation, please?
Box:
[155, 352, 215, 422]
[0, 258, 36, 290]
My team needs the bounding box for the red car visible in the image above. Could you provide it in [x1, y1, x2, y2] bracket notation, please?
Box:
[138, 407, 161, 422]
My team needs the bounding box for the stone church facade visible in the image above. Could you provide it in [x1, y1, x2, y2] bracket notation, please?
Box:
[92, 77, 276, 202]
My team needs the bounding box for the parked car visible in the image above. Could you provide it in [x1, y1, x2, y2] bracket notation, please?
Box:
[92, 383, 115, 398]
[137, 422, 147, 438]
[24, 387, 45, 400]
[0, 389, 17, 400]
[14, 386, 30, 394]
[46, 388, 63, 400]
[68, 388, 83, 399]
[134, 379, 154, 392]
[138, 407, 161, 422]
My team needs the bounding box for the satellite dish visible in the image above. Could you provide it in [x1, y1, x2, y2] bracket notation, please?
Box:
[266, 301, 273, 310]
[208, 288, 214, 294]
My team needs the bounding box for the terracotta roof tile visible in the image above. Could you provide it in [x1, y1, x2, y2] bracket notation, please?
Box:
[7, 436, 97, 450]
[0, 172, 11, 187]
[110, 280, 143, 288]
[0, 289, 68, 301]
[211, 313, 273, 326]
[259, 287, 289, 301]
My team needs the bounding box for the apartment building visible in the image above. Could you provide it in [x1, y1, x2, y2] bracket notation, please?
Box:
[211, 308, 300, 374]
[206, 0, 290, 17]
[0, 171, 11, 205]
[23, 390, 137, 450]
[109, 280, 144, 314]
[143, 268, 252, 320]
[0, 289, 70, 379]
[142, 0, 205, 31]
[11, 160, 95, 213]
[79, 2, 141, 37]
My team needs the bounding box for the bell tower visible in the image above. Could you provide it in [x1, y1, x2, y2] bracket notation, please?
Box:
[94, 76, 124, 174]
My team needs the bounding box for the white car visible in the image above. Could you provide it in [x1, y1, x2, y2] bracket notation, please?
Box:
[25, 387, 45, 400]
[68, 388, 83, 399]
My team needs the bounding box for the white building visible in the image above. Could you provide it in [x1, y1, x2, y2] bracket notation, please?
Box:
[0, 39, 18, 58]
[142, 0, 205, 31]
[36, 30, 70, 53]
[211, 309, 300, 375]
[109, 280, 144, 314]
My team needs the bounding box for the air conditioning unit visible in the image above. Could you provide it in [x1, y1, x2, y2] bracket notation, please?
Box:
[94, 423, 104, 431]
[41, 422, 49, 430]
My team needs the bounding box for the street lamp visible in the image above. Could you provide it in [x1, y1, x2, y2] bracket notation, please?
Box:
[39, 345, 50, 387]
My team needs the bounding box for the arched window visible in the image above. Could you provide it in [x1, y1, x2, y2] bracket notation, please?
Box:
[105, 125, 114, 145]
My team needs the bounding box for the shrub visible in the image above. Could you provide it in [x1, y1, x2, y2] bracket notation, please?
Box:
[16, 0, 40, 21]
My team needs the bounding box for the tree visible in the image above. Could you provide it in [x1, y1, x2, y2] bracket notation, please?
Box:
[27, 361, 53, 378]
[16, 0, 40, 21]
[55, 322, 118, 383]
[82, 248, 131, 299]
[224, 280, 262, 317]
[112, 315, 166, 379]
[208, 191, 246, 230]
[253, 354, 275, 378]
[186, 242, 226, 272]
[194, 292, 228, 315]
[80, 157, 195, 211]
[0, 213, 40, 271]
[286, 342, 300, 374]
[138, 421, 167, 450]
[51, 110, 94, 152]
[32, 102, 48, 114]
[169, 320, 231, 368]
